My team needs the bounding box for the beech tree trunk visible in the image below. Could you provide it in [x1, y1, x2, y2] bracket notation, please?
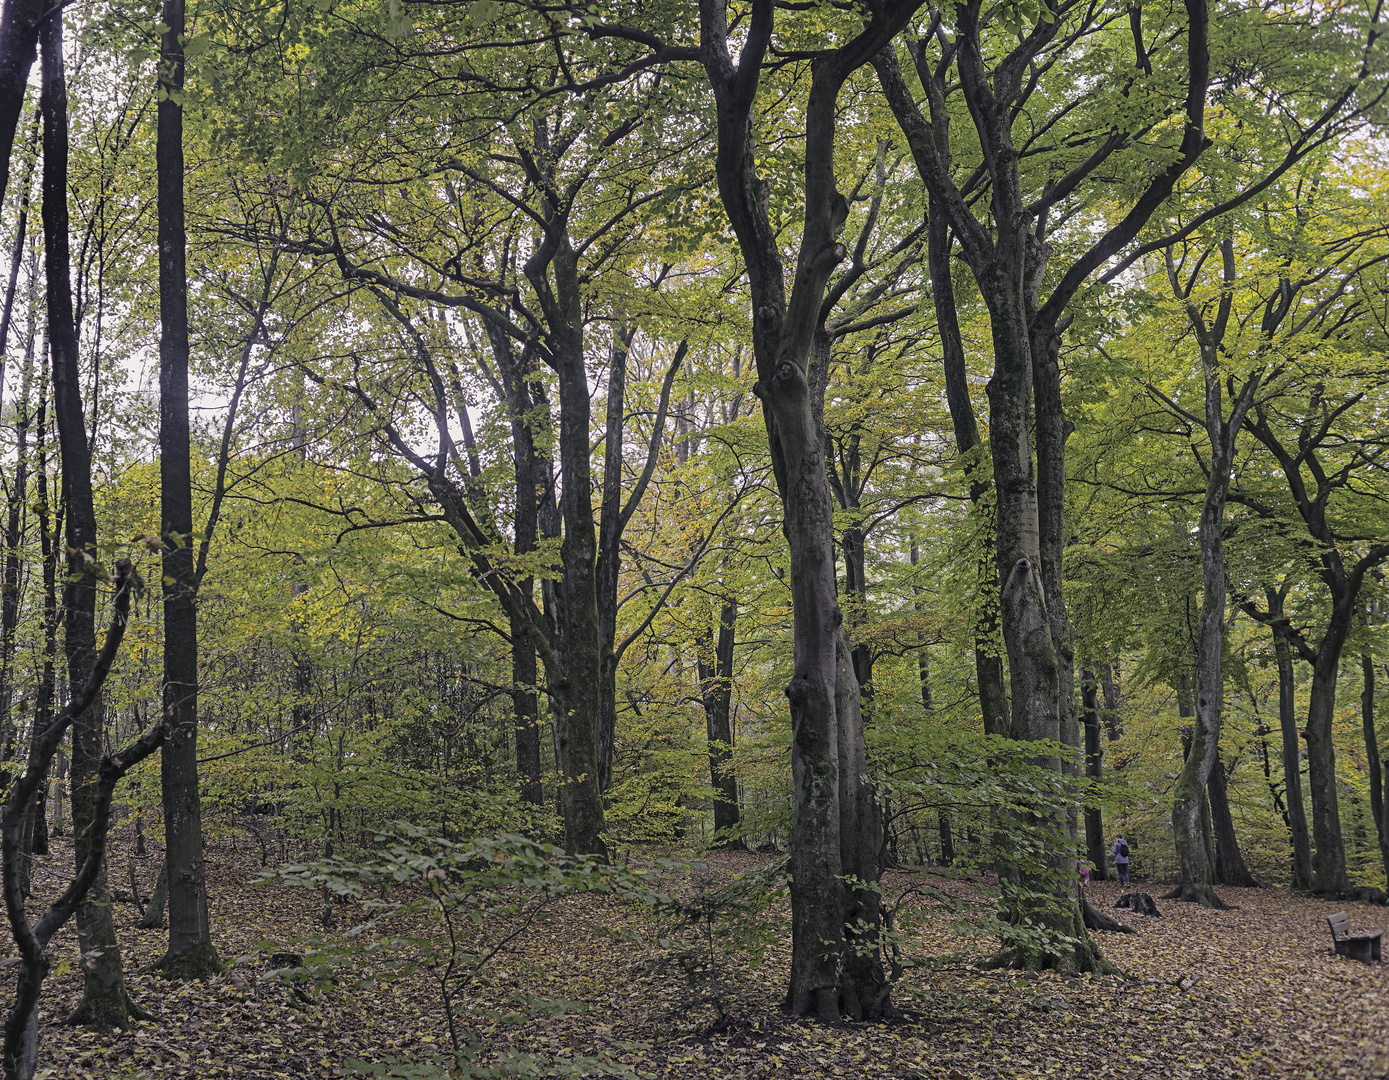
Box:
[698, 594, 742, 846]
[1080, 671, 1107, 881]
[1208, 752, 1257, 887]
[1364, 654, 1388, 889]
[155, 0, 220, 977]
[1160, 239, 1260, 908]
[1304, 630, 1351, 893]
[41, 7, 140, 1030]
[699, 0, 913, 1016]
[926, 205, 1007, 736]
[1269, 592, 1313, 890]
[872, 0, 1211, 967]
[0, 0, 43, 213]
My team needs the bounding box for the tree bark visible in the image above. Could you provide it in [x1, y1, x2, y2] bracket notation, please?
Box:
[1, 565, 159, 1080]
[698, 593, 742, 846]
[700, 0, 915, 1015]
[137, 860, 168, 931]
[1268, 591, 1312, 890]
[154, 0, 220, 978]
[1364, 653, 1388, 889]
[0, 0, 43, 215]
[926, 206, 1007, 735]
[1080, 671, 1108, 881]
[1161, 239, 1258, 908]
[1208, 752, 1257, 887]
[41, 6, 141, 1030]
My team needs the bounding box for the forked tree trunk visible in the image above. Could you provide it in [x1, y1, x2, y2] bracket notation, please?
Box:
[927, 202, 1008, 737]
[699, 0, 912, 1016]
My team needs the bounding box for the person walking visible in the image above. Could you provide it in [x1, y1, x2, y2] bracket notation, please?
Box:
[1112, 835, 1131, 887]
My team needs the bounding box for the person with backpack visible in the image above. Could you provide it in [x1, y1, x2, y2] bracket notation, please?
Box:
[1112, 835, 1131, 887]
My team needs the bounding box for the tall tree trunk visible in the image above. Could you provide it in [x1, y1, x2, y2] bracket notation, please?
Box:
[41, 8, 138, 1027]
[927, 203, 1007, 736]
[29, 367, 55, 864]
[1268, 588, 1312, 889]
[541, 255, 605, 858]
[1080, 671, 1108, 881]
[1100, 663, 1122, 741]
[155, 0, 219, 976]
[698, 594, 742, 846]
[1208, 752, 1257, 886]
[1364, 653, 1388, 889]
[0, 236, 37, 785]
[0, 0, 43, 214]
[1164, 242, 1257, 908]
[1304, 618, 1352, 893]
[700, 1, 911, 1015]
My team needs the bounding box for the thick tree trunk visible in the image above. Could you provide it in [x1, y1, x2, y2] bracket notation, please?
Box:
[522, 294, 602, 856]
[698, 595, 742, 846]
[41, 8, 139, 1029]
[155, 0, 219, 977]
[1080, 671, 1108, 881]
[835, 625, 890, 1019]
[1304, 625, 1351, 893]
[700, 1, 916, 1017]
[1270, 603, 1313, 889]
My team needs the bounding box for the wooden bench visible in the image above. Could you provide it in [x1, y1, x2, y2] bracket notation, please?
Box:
[1327, 912, 1383, 963]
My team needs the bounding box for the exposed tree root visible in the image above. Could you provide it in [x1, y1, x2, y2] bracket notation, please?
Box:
[1082, 897, 1135, 933]
[1160, 882, 1231, 909]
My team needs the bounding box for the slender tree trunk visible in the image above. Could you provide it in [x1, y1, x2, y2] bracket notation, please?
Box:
[1080, 670, 1108, 881]
[154, 0, 219, 977]
[698, 595, 742, 846]
[1164, 253, 1259, 908]
[937, 813, 955, 864]
[1365, 654, 1388, 889]
[541, 265, 605, 858]
[0, 0, 43, 215]
[1100, 664, 1122, 741]
[41, 7, 139, 1029]
[137, 860, 168, 930]
[30, 372, 55, 865]
[927, 203, 1007, 736]
[0, 250, 37, 786]
[1268, 590, 1313, 889]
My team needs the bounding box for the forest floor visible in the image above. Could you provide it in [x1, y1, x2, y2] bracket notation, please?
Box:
[11, 835, 1389, 1080]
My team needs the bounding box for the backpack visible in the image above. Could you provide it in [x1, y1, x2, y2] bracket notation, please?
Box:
[1117, 840, 1129, 859]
